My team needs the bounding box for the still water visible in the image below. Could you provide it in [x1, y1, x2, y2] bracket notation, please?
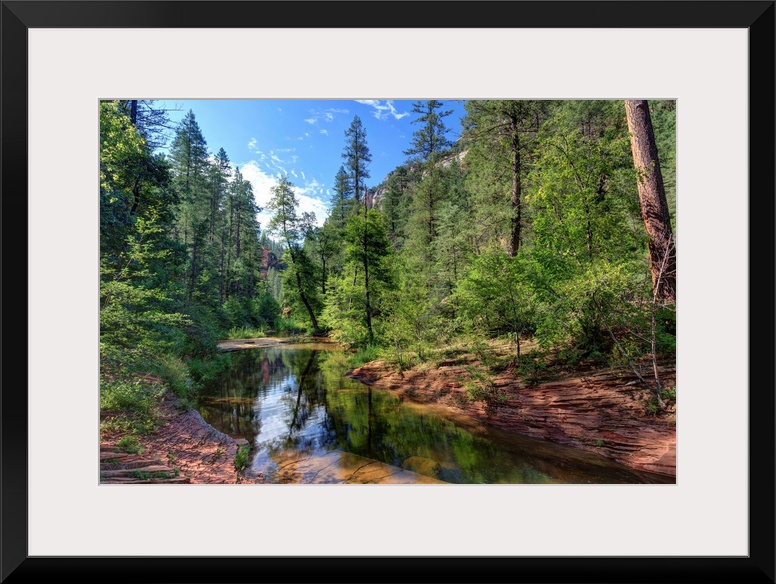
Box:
[196, 342, 672, 484]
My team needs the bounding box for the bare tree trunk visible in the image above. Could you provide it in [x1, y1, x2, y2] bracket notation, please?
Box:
[625, 100, 676, 303]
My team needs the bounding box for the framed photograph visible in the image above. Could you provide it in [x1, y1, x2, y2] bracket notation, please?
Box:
[5, 1, 773, 582]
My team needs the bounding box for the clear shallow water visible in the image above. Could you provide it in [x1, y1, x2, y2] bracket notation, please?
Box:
[196, 343, 672, 484]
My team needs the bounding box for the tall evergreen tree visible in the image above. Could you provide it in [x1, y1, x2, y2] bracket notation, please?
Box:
[267, 177, 321, 332]
[404, 100, 454, 165]
[100, 100, 189, 367]
[330, 165, 354, 230]
[402, 100, 456, 272]
[462, 100, 546, 255]
[381, 166, 411, 246]
[169, 110, 211, 303]
[342, 116, 372, 210]
[342, 116, 376, 340]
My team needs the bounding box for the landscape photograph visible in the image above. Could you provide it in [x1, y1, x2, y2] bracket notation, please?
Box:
[99, 98, 677, 485]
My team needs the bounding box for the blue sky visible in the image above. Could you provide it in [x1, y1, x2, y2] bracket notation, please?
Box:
[153, 99, 467, 228]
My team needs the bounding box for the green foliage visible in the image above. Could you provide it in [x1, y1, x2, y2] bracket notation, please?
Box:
[463, 366, 504, 403]
[100, 376, 164, 434]
[116, 435, 144, 454]
[187, 353, 233, 386]
[148, 354, 196, 399]
[221, 290, 279, 331]
[517, 349, 547, 386]
[275, 315, 309, 335]
[131, 470, 173, 480]
[646, 397, 661, 415]
[100, 377, 162, 414]
[234, 445, 251, 471]
[100, 99, 676, 437]
[382, 270, 443, 363]
[321, 210, 395, 347]
[267, 177, 322, 332]
[404, 100, 454, 165]
[223, 327, 266, 339]
[454, 250, 537, 358]
[346, 344, 383, 369]
[648, 101, 677, 226]
[343, 115, 372, 203]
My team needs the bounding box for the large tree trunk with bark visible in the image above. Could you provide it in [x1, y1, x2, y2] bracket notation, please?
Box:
[625, 100, 676, 303]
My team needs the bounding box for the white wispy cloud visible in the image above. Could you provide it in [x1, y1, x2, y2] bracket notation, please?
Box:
[303, 178, 324, 195]
[356, 99, 410, 121]
[290, 170, 298, 178]
[301, 171, 306, 180]
[238, 161, 329, 229]
[303, 107, 349, 127]
[320, 129, 328, 136]
[247, 137, 257, 150]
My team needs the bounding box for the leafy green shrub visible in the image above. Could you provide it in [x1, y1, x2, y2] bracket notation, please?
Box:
[518, 349, 547, 386]
[464, 381, 490, 402]
[188, 353, 232, 386]
[463, 365, 498, 402]
[471, 340, 499, 369]
[100, 376, 164, 434]
[100, 378, 162, 415]
[223, 326, 266, 339]
[347, 344, 382, 368]
[116, 435, 144, 454]
[149, 354, 196, 399]
[234, 445, 251, 471]
[275, 316, 308, 335]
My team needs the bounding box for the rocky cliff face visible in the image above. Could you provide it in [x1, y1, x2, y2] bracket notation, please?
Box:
[364, 148, 468, 211]
[365, 183, 388, 210]
[260, 247, 285, 280]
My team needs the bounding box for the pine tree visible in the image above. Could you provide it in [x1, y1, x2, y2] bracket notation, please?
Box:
[267, 177, 321, 332]
[169, 110, 211, 303]
[330, 165, 354, 231]
[402, 100, 456, 274]
[404, 100, 454, 165]
[342, 116, 375, 340]
[342, 116, 372, 209]
[462, 100, 546, 255]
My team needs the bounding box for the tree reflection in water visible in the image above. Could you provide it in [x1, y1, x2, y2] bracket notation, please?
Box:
[196, 344, 673, 485]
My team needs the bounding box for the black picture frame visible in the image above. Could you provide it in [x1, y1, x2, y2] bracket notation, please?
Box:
[2, 1, 773, 582]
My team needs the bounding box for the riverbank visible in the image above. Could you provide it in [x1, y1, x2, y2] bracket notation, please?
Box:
[348, 356, 676, 478]
[101, 384, 268, 484]
[216, 335, 331, 351]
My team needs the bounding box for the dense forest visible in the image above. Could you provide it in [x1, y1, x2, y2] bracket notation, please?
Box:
[100, 99, 676, 444]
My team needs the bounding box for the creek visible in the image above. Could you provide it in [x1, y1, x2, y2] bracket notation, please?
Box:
[195, 341, 672, 484]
